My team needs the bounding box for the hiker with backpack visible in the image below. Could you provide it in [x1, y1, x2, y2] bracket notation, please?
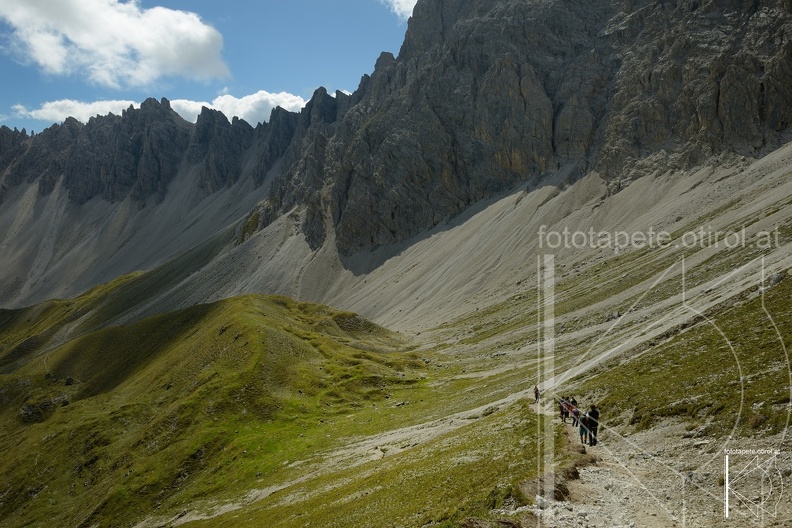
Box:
[559, 396, 570, 423]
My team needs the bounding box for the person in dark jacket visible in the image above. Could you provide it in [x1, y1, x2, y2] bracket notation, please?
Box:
[587, 404, 600, 446]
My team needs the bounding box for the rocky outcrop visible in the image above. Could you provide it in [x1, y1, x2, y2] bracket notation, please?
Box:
[0, 99, 194, 204]
[71, 98, 192, 204]
[187, 107, 256, 194]
[0, 126, 29, 163]
[0, 126, 29, 205]
[0, 97, 307, 208]
[594, 0, 792, 178]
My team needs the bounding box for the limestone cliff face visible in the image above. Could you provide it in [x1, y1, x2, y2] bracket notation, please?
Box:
[0, 99, 192, 205]
[595, 0, 792, 178]
[255, 0, 792, 255]
[187, 107, 257, 194]
[0, 98, 290, 207]
[1, 0, 791, 265]
[0, 126, 29, 204]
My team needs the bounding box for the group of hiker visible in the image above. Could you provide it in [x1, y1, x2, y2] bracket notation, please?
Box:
[532, 386, 601, 447]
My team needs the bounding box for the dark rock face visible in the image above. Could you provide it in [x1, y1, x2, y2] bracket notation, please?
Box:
[2, 0, 791, 259]
[187, 107, 256, 194]
[594, 0, 792, 178]
[0, 98, 267, 206]
[1, 99, 194, 205]
[0, 98, 302, 209]
[0, 126, 29, 205]
[256, 0, 792, 255]
[69, 99, 192, 204]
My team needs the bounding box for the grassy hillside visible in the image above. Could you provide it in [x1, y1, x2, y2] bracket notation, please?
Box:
[0, 294, 433, 527]
[0, 289, 558, 528]
[0, 273, 145, 374]
[571, 271, 792, 436]
[188, 400, 553, 528]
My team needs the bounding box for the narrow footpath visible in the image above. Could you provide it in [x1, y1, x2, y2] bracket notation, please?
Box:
[511, 402, 791, 528]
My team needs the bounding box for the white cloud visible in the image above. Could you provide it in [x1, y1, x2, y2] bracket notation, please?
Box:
[0, 0, 229, 88]
[171, 91, 306, 125]
[379, 0, 417, 20]
[13, 90, 306, 126]
[13, 99, 137, 123]
[166, 99, 207, 124]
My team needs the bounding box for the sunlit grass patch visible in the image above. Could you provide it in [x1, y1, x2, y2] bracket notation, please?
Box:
[189, 400, 554, 528]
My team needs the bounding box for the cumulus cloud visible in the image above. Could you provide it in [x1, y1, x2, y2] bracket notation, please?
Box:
[0, 0, 229, 88]
[171, 91, 306, 125]
[379, 0, 417, 20]
[13, 99, 137, 123]
[13, 90, 306, 127]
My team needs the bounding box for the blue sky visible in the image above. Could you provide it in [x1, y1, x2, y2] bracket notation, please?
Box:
[0, 0, 416, 133]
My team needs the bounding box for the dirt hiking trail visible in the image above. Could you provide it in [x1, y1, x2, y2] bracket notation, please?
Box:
[511, 402, 792, 528]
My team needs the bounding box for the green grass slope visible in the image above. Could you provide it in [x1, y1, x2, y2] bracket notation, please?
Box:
[0, 294, 428, 527]
[572, 272, 792, 437]
[0, 273, 145, 374]
[190, 401, 552, 528]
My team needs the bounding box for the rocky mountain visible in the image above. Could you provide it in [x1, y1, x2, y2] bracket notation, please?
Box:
[257, 0, 792, 255]
[0, 98, 275, 206]
[1, 0, 791, 309]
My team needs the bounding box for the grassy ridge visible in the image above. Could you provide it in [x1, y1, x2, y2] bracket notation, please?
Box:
[0, 294, 426, 527]
[0, 273, 145, 374]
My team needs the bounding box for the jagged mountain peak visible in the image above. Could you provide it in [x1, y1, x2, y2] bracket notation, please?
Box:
[254, 0, 792, 256]
[1, 0, 792, 308]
